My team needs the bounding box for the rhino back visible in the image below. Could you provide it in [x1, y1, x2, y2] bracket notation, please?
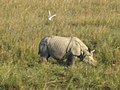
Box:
[48, 36, 70, 60]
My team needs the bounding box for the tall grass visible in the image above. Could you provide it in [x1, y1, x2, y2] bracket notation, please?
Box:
[0, 0, 120, 89]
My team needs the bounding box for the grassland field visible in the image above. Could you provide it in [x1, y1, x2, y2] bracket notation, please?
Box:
[0, 0, 120, 90]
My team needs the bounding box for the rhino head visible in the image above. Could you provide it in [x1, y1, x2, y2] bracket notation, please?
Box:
[79, 49, 97, 67]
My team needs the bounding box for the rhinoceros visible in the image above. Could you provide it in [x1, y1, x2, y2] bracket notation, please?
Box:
[38, 36, 97, 66]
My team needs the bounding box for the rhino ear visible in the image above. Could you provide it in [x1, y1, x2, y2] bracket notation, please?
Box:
[90, 50, 95, 56]
[91, 50, 95, 53]
[71, 41, 80, 56]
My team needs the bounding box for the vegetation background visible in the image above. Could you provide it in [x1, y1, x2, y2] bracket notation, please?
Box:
[0, 0, 120, 89]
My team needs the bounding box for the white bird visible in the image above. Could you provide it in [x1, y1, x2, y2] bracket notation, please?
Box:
[48, 10, 56, 21]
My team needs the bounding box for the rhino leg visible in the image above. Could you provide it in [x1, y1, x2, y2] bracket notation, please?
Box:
[66, 54, 77, 66]
[38, 41, 50, 63]
[41, 57, 48, 64]
[38, 55, 50, 64]
[38, 45, 50, 63]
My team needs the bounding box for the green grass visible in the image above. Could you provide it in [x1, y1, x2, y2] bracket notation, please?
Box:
[0, 0, 120, 90]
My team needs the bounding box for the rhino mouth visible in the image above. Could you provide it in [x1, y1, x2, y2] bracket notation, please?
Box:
[83, 56, 97, 67]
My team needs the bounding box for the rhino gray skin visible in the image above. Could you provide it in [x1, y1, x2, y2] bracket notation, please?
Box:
[38, 36, 97, 66]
